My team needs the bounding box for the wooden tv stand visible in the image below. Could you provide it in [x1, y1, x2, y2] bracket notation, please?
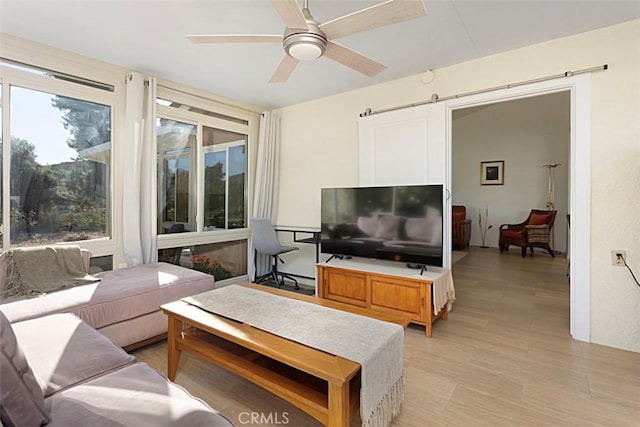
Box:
[317, 258, 450, 337]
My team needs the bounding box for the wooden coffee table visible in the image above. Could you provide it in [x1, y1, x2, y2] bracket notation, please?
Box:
[160, 283, 410, 427]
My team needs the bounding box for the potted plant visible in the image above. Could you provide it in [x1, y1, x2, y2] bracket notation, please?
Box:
[191, 255, 232, 281]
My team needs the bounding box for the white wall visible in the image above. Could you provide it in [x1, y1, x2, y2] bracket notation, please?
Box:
[275, 20, 640, 352]
[452, 92, 570, 252]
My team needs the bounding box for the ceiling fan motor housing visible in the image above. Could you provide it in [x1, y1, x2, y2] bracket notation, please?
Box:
[282, 9, 327, 60]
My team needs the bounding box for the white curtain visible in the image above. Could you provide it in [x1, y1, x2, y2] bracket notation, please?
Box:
[140, 78, 158, 263]
[122, 73, 157, 266]
[249, 111, 281, 280]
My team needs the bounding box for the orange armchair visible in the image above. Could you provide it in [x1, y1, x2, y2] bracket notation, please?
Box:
[499, 209, 557, 258]
[452, 205, 472, 249]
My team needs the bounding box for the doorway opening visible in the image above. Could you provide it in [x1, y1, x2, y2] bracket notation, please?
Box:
[451, 92, 570, 254]
[445, 75, 591, 342]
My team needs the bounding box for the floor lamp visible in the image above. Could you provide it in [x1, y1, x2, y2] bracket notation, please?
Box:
[544, 163, 561, 253]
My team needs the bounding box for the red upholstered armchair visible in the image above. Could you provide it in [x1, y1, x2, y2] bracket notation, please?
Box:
[499, 209, 557, 258]
[452, 205, 472, 249]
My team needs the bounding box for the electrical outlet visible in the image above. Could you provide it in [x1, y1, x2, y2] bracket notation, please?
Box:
[611, 250, 626, 266]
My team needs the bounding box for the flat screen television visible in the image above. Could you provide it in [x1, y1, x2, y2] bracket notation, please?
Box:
[321, 184, 443, 268]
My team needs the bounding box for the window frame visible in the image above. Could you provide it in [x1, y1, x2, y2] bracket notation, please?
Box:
[203, 138, 247, 231]
[156, 116, 198, 233]
[0, 64, 119, 256]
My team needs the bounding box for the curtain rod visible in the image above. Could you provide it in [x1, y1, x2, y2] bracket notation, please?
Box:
[155, 81, 262, 115]
[359, 64, 608, 117]
[126, 76, 260, 115]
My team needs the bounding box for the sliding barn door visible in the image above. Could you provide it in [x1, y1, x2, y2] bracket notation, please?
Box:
[358, 104, 445, 185]
[358, 103, 451, 268]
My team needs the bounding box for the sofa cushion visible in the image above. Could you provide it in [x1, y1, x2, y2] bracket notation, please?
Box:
[0, 310, 49, 427]
[1, 262, 214, 328]
[12, 313, 136, 397]
[45, 362, 234, 427]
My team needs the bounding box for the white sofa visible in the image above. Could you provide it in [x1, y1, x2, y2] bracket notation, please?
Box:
[0, 248, 215, 349]
[0, 310, 233, 426]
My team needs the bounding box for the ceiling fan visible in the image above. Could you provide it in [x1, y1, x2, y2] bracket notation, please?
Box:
[187, 0, 427, 83]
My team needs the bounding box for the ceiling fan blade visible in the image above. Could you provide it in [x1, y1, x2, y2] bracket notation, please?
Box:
[186, 34, 282, 44]
[271, 0, 309, 30]
[320, 0, 427, 40]
[324, 41, 387, 78]
[269, 55, 299, 83]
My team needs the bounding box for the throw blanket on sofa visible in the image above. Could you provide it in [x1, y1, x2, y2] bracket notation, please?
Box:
[1, 246, 99, 301]
[184, 285, 404, 427]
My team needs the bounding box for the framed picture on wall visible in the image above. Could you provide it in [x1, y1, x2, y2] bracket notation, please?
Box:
[480, 160, 504, 185]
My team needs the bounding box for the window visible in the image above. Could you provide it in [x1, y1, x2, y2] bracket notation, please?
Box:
[155, 87, 256, 283]
[203, 126, 247, 230]
[7, 85, 111, 246]
[157, 119, 196, 234]
[156, 101, 249, 235]
[158, 240, 247, 280]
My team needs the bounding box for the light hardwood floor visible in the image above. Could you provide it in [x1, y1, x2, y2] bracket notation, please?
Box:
[134, 247, 640, 426]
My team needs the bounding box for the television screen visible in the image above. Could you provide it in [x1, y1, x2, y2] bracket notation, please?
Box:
[321, 184, 443, 267]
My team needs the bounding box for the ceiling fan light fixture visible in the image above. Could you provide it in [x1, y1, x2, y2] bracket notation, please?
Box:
[288, 42, 322, 60]
[283, 33, 327, 61]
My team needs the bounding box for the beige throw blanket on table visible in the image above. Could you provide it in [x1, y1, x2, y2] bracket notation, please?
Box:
[184, 285, 404, 427]
[0, 245, 99, 301]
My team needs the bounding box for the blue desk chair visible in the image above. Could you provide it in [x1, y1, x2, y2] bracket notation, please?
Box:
[252, 218, 300, 289]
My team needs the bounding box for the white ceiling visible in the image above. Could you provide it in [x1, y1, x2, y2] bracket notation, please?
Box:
[1, 1, 638, 109]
